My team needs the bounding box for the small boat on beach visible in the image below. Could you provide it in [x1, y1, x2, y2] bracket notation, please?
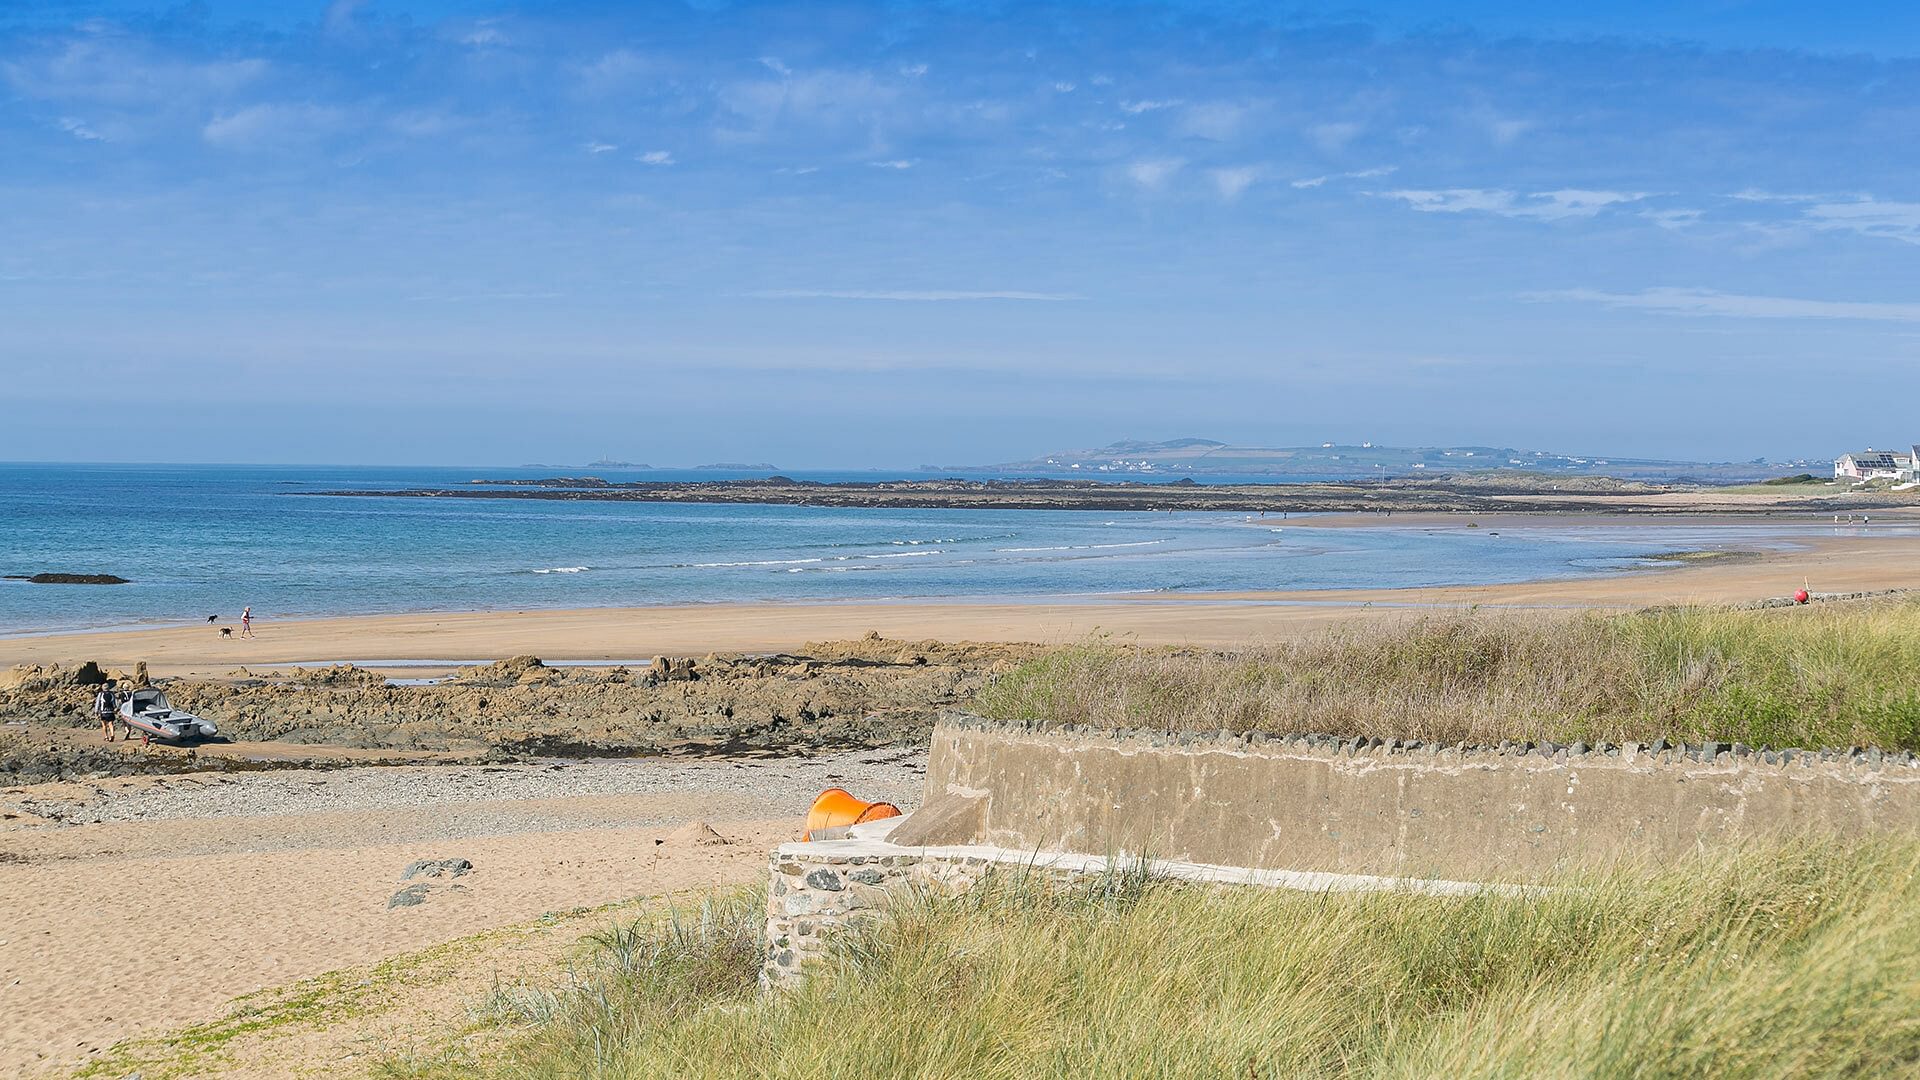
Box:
[116, 688, 218, 745]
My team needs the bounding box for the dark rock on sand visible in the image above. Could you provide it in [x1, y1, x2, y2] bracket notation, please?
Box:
[387, 882, 433, 909]
[402, 857, 473, 880]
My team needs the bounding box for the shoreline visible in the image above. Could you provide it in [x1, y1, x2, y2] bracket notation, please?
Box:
[7, 511, 1902, 643]
[7, 529, 1919, 677]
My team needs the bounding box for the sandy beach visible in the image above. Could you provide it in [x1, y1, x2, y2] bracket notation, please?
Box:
[7, 517, 1920, 1076]
[0, 749, 926, 1076]
[5, 524, 1917, 677]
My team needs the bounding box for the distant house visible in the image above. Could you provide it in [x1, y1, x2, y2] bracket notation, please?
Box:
[1834, 447, 1916, 481]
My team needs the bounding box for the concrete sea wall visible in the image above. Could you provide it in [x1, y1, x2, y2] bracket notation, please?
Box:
[920, 713, 1920, 880]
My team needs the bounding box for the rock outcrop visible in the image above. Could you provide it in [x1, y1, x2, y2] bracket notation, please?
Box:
[0, 637, 1042, 770]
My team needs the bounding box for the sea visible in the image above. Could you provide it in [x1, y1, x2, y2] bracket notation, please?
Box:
[0, 462, 1859, 636]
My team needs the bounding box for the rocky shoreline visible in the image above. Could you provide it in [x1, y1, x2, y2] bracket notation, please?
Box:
[0, 635, 1037, 783]
[296, 474, 1915, 514]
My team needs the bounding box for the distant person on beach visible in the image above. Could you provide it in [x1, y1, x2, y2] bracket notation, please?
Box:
[241, 606, 254, 638]
[92, 685, 118, 742]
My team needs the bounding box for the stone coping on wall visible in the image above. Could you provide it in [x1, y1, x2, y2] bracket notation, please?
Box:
[935, 709, 1920, 772]
[780, 817, 1541, 897]
[761, 817, 1540, 986]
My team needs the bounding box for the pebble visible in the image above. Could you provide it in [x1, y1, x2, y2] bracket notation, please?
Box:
[14, 748, 929, 837]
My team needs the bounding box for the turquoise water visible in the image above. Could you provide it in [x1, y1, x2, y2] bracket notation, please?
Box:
[0, 462, 1835, 635]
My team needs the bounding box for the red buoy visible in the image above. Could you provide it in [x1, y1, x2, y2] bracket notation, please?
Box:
[1793, 588, 1810, 604]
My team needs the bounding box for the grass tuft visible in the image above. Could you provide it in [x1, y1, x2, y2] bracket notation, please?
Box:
[976, 599, 1920, 750]
[401, 837, 1920, 1079]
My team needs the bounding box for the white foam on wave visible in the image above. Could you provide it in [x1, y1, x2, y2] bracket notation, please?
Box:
[690, 557, 823, 568]
[533, 566, 590, 574]
[995, 539, 1169, 553]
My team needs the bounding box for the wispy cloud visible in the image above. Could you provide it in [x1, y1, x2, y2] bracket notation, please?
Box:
[1529, 287, 1920, 322]
[1804, 198, 1920, 245]
[638, 149, 675, 165]
[868, 159, 914, 169]
[1642, 208, 1702, 230]
[58, 116, 104, 141]
[1209, 166, 1260, 200]
[5, 41, 268, 107]
[1119, 98, 1180, 114]
[202, 103, 345, 148]
[323, 0, 368, 35]
[1180, 102, 1249, 140]
[1308, 121, 1361, 153]
[1291, 165, 1394, 189]
[1381, 188, 1648, 221]
[1125, 157, 1184, 190]
[585, 141, 617, 154]
[751, 289, 1077, 301]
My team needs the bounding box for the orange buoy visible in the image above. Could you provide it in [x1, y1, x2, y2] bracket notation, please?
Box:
[802, 787, 902, 841]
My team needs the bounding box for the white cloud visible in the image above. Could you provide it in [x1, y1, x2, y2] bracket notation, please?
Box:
[585, 141, 617, 154]
[458, 24, 510, 48]
[1308, 121, 1361, 153]
[869, 159, 914, 169]
[202, 103, 345, 148]
[1119, 98, 1180, 114]
[758, 56, 791, 76]
[638, 149, 675, 165]
[1643, 208, 1702, 230]
[58, 116, 104, 141]
[1209, 166, 1259, 200]
[1727, 188, 1827, 203]
[323, 0, 367, 34]
[387, 108, 466, 138]
[718, 69, 895, 135]
[1804, 198, 1920, 244]
[1487, 118, 1531, 145]
[1180, 102, 1249, 141]
[6, 41, 267, 107]
[1053, 81, 1077, 92]
[1528, 287, 1920, 323]
[1291, 165, 1394, 189]
[899, 63, 928, 78]
[751, 290, 1077, 301]
[1380, 188, 1647, 221]
[1125, 157, 1184, 190]
[575, 49, 658, 94]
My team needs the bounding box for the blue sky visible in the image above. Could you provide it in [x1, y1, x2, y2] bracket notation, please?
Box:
[4, 1, 1919, 467]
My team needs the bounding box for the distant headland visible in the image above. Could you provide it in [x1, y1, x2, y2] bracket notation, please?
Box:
[928, 437, 1812, 484]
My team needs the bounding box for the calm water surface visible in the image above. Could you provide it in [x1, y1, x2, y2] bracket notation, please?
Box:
[0, 462, 1878, 635]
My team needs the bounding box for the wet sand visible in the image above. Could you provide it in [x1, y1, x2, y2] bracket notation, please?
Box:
[4, 526, 1918, 678]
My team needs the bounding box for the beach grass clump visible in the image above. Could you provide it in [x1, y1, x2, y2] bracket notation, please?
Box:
[392, 837, 1920, 1079]
[974, 597, 1920, 750]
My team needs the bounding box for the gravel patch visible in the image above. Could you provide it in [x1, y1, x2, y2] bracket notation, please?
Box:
[23, 746, 929, 828]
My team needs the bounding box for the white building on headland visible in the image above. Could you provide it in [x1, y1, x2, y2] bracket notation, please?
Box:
[1834, 447, 1918, 481]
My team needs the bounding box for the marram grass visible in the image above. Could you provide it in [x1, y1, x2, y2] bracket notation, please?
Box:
[976, 598, 1920, 751]
[389, 838, 1920, 1079]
